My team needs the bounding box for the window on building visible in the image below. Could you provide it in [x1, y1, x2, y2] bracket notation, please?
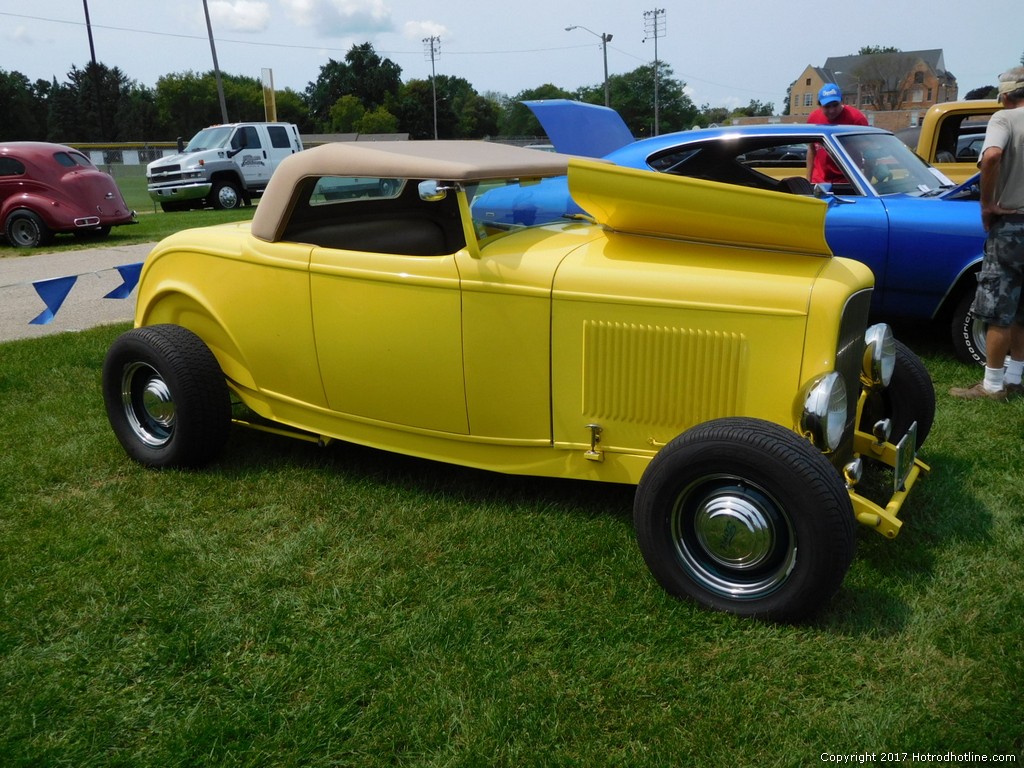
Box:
[914, 71, 924, 84]
[806, 78, 811, 86]
[805, 93, 812, 107]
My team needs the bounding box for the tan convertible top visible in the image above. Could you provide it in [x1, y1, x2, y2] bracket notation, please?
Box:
[252, 141, 571, 242]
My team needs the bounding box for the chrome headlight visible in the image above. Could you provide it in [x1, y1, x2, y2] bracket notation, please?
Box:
[802, 371, 848, 452]
[862, 323, 895, 389]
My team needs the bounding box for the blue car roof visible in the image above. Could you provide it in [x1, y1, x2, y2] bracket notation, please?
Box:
[606, 124, 891, 167]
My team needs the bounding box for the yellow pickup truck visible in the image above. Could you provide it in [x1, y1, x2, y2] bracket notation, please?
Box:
[901, 100, 1000, 183]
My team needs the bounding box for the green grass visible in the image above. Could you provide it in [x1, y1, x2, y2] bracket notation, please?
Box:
[1, 322, 1022, 766]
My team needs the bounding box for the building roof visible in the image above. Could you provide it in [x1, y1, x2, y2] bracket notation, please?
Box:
[821, 49, 951, 94]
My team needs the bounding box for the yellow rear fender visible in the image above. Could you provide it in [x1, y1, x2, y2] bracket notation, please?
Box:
[138, 289, 256, 392]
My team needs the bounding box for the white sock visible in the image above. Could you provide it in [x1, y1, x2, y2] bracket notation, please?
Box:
[984, 366, 1005, 392]
[1006, 358, 1024, 386]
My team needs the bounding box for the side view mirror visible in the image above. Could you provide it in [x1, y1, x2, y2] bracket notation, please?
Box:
[419, 180, 456, 202]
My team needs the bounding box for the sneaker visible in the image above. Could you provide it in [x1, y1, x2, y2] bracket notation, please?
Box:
[1006, 382, 1024, 398]
[949, 382, 1008, 401]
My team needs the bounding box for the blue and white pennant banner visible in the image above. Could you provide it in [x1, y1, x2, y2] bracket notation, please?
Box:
[13, 262, 144, 325]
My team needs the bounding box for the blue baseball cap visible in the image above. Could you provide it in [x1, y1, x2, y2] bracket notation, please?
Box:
[818, 83, 842, 105]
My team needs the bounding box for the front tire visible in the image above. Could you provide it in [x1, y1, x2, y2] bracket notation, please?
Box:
[950, 289, 986, 366]
[5, 210, 53, 248]
[859, 340, 935, 450]
[103, 325, 231, 468]
[211, 180, 242, 210]
[634, 418, 855, 623]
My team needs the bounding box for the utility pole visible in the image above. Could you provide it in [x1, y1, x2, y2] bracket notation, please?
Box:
[423, 35, 441, 139]
[82, 0, 97, 65]
[566, 25, 613, 107]
[202, 0, 229, 123]
[643, 8, 666, 136]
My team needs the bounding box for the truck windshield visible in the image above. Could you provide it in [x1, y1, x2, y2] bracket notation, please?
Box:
[184, 127, 234, 152]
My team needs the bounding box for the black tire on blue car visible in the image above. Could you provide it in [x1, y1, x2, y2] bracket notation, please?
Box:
[859, 340, 935, 450]
[950, 289, 987, 366]
[103, 325, 231, 469]
[633, 417, 856, 623]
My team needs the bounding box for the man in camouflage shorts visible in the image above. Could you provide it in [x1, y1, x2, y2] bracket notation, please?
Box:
[950, 67, 1024, 400]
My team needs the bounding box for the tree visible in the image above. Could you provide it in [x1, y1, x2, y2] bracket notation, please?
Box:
[329, 94, 365, 133]
[851, 49, 920, 111]
[51, 62, 142, 141]
[0, 69, 45, 141]
[858, 45, 901, 55]
[357, 106, 399, 135]
[500, 84, 573, 136]
[393, 79, 437, 140]
[732, 99, 775, 118]
[603, 63, 697, 137]
[965, 85, 996, 100]
[273, 88, 314, 132]
[304, 43, 402, 131]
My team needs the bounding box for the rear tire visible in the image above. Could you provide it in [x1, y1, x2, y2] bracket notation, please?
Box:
[5, 210, 53, 248]
[634, 417, 855, 623]
[103, 325, 231, 468]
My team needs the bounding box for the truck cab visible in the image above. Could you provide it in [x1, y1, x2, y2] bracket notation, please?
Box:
[147, 122, 302, 212]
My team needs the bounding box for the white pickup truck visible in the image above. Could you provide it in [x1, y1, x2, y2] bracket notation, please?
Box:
[147, 122, 303, 212]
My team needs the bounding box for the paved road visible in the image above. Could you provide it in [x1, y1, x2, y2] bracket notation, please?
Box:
[0, 243, 154, 343]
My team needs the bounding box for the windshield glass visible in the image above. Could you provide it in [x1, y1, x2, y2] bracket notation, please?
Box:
[467, 177, 573, 243]
[184, 126, 233, 152]
[837, 133, 952, 196]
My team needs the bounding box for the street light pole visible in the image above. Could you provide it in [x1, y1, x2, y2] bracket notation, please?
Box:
[566, 25, 613, 107]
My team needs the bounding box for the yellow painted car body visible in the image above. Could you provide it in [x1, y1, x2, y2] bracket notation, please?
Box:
[107, 140, 933, 620]
[911, 100, 999, 183]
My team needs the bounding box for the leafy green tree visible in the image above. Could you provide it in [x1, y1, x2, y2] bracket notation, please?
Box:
[155, 71, 225, 138]
[0, 69, 45, 141]
[433, 75, 499, 138]
[329, 94, 365, 132]
[858, 45, 901, 55]
[500, 84, 573, 136]
[965, 85, 996, 100]
[731, 99, 775, 118]
[393, 79, 437, 139]
[696, 104, 730, 127]
[273, 88, 313, 132]
[605, 63, 697, 137]
[54, 62, 140, 141]
[304, 43, 402, 130]
[357, 106, 399, 134]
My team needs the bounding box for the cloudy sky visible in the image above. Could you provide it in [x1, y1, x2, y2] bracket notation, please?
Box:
[2, 0, 1021, 112]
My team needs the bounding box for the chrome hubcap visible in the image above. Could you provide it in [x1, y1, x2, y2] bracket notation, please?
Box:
[671, 476, 796, 600]
[121, 362, 175, 447]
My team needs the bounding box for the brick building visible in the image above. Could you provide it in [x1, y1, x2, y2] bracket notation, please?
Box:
[788, 49, 958, 118]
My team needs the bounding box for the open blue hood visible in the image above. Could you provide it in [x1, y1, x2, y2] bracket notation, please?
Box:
[524, 99, 635, 158]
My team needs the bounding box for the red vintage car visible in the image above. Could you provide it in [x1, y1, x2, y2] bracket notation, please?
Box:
[1, 142, 136, 248]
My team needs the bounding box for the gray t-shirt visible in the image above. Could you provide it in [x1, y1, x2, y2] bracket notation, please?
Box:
[981, 106, 1024, 212]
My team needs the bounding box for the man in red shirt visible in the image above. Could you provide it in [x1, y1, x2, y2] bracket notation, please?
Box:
[806, 83, 869, 183]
